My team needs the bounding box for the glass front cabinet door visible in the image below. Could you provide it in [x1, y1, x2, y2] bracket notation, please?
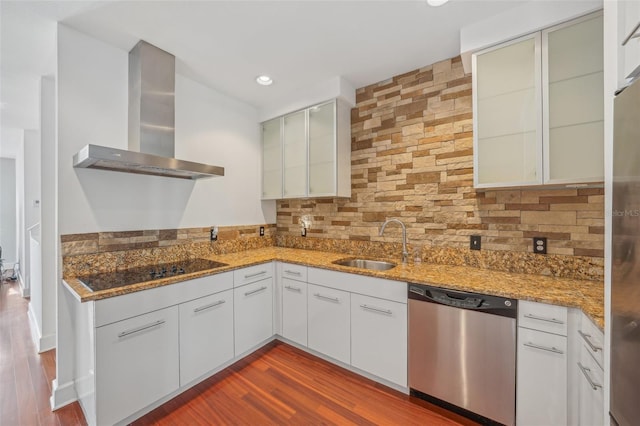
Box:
[261, 117, 282, 199]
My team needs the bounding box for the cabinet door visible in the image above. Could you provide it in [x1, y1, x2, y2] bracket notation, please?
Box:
[308, 101, 336, 196]
[621, 1, 640, 83]
[262, 117, 282, 199]
[351, 293, 407, 387]
[544, 12, 603, 184]
[282, 278, 307, 346]
[516, 327, 567, 426]
[577, 348, 605, 426]
[283, 110, 307, 198]
[307, 283, 350, 364]
[179, 289, 234, 386]
[473, 33, 542, 188]
[234, 278, 273, 355]
[96, 306, 179, 425]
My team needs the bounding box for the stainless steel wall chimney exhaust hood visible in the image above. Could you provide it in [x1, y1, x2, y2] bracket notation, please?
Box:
[73, 41, 224, 180]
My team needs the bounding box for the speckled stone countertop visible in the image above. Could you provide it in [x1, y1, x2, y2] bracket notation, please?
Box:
[63, 247, 604, 330]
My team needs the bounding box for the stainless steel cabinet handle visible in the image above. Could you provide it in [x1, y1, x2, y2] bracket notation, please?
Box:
[314, 293, 339, 303]
[523, 342, 564, 355]
[523, 313, 565, 325]
[360, 304, 392, 315]
[193, 300, 225, 313]
[118, 320, 165, 338]
[623, 21, 640, 46]
[578, 330, 602, 352]
[284, 270, 302, 276]
[284, 285, 302, 292]
[578, 362, 602, 390]
[244, 286, 267, 296]
[244, 271, 267, 279]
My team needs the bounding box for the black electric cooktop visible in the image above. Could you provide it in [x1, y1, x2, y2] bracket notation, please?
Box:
[77, 259, 228, 292]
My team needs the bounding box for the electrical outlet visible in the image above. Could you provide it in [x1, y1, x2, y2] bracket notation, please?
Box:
[470, 235, 481, 251]
[259, 226, 265, 236]
[210, 226, 218, 242]
[533, 237, 547, 254]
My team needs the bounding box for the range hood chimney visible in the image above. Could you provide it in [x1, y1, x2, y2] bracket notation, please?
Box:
[73, 41, 224, 180]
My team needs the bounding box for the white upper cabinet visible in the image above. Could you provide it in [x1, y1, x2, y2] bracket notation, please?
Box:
[260, 99, 351, 200]
[473, 12, 603, 189]
[619, 0, 640, 85]
[544, 13, 604, 184]
[261, 118, 283, 199]
[474, 34, 542, 187]
[283, 110, 307, 198]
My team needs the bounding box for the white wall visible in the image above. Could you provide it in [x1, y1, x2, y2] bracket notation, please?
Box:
[21, 129, 41, 293]
[57, 25, 274, 235]
[53, 24, 275, 408]
[0, 157, 17, 266]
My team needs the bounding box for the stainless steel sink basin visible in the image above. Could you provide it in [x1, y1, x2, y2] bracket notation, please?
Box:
[332, 258, 397, 271]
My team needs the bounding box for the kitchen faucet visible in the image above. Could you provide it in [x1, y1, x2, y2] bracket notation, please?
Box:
[379, 218, 409, 264]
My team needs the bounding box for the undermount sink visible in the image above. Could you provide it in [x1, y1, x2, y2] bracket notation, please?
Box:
[332, 258, 397, 271]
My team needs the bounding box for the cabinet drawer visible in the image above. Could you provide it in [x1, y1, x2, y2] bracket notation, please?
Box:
[518, 300, 567, 336]
[281, 263, 307, 282]
[307, 283, 350, 364]
[307, 267, 406, 304]
[578, 313, 604, 369]
[234, 262, 273, 287]
[351, 293, 407, 387]
[96, 306, 179, 425]
[179, 289, 234, 386]
[516, 327, 567, 426]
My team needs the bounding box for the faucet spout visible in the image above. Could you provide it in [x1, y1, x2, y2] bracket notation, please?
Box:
[379, 218, 409, 264]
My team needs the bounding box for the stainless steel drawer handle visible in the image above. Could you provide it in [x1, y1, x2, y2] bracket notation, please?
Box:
[244, 271, 267, 279]
[118, 320, 165, 338]
[523, 313, 565, 325]
[578, 330, 602, 353]
[360, 304, 392, 315]
[523, 342, 564, 355]
[623, 21, 640, 46]
[284, 270, 302, 276]
[578, 362, 602, 390]
[193, 300, 225, 313]
[284, 285, 302, 292]
[244, 286, 267, 296]
[314, 293, 339, 303]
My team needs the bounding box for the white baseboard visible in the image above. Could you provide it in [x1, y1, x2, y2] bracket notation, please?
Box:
[50, 378, 77, 410]
[27, 304, 56, 353]
[18, 270, 29, 297]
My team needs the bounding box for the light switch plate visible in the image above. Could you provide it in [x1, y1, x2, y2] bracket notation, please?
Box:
[470, 235, 481, 251]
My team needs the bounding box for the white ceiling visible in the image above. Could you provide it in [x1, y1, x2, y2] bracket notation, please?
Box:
[1, 0, 526, 134]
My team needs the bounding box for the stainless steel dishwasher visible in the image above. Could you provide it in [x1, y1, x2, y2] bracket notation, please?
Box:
[408, 283, 517, 426]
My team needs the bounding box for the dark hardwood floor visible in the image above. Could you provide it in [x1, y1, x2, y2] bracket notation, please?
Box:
[2, 275, 475, 426]
[0, 277, 86, 426]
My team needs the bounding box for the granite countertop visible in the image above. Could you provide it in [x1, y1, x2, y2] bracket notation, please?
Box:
[63, 246, 604, 330]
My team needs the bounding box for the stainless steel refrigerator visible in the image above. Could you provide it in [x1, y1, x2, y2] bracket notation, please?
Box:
[611, 77, 640, 426]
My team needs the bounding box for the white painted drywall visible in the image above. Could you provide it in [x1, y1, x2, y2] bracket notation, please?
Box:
[21, 129, 41, 293]
[0, 157, 17, 266]
[57, 25, 274, 235]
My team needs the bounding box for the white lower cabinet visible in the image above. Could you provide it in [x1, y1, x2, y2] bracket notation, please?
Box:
[234, 278, 273, 355]
[351, 293, 407, 387]
[281, 277, 308, 346]
[179, 289, 234, 386]
[577, 345, 604, 426]
[96, 306, 180, 426]
[517, 325, 568, 426]
[307, 283, 351, 364]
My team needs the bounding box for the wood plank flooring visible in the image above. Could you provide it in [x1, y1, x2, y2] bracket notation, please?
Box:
[0, 278, 86, 426]
[134, 341, 477, 426]
[2, 275, 476, 426]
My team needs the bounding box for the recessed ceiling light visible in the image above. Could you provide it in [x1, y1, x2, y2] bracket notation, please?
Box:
[427, 0, 449, 6]
[256, 75, 273, 86]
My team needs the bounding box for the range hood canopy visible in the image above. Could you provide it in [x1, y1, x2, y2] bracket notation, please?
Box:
[73, 41, 224, 180]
